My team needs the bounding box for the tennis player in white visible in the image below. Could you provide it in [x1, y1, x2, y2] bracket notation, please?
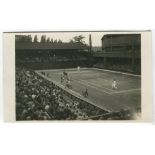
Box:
[112, 79, 118, 90]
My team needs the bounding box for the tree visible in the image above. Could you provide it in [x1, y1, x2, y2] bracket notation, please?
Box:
[50, 38, 54, 43]
[27, 35, 32, 42]
[54, 39, 57, 43]
[46, 37, 50, 43]
[15, 35, 24, 42]
[72, 35, 85, 43]
[40, 35, 46, 43]
[58, 39, 62, 43]
[33, 35, 38, 42]
[15, 35, 32, 43]
[69, 39, 74, 43]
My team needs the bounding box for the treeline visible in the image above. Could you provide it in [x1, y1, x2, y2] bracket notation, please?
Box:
[15, 35, 63, 43]
[15, 34, 86, 44]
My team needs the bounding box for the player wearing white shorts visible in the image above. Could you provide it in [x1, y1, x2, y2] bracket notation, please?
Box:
[112, 79, 117, 90]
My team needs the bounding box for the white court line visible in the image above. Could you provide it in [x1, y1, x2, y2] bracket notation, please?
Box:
[81, 80, 112, 91]
[57, 71, 92, 75]
[80, 80, 141, 95]
[81, 80, 113, 92]
[78, 81, 112, 95]
[37, 68, 141, 78]
[111, 88, 141, 94]
[37, 68, 89, 72]
[92, 68, 141, 78]
[37, 68, 76, 72]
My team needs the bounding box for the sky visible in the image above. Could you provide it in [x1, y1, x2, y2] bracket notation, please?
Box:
[30, 32, 104, 46]
[17, 31, 141, 46]
[17, 32, 104, 46]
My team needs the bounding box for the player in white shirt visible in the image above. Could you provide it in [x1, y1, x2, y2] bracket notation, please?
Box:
[112, 79, 118, 90]
[77, 66, 80, 71]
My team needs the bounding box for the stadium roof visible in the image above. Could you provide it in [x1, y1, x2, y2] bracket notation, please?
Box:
[16, 42, 89, 50]
[101, 34, 140, 40]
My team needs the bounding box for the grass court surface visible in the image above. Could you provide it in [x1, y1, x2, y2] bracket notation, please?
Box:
[37, 68, 141, 112]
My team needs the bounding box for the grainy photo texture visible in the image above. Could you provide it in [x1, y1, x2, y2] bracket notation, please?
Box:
[14, 32, 142, 121]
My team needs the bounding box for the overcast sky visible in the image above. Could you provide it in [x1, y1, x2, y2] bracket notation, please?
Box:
[17, 31, 140, 46]
[17, 32, 105, 46]
[30, 32, 105, 46]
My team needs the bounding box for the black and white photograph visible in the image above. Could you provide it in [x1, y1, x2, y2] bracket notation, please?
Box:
[3, 31, 152, 121]
[1, 1, 155, 155]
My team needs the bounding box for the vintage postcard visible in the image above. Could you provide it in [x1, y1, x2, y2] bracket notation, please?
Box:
[3, 31, 152, 122]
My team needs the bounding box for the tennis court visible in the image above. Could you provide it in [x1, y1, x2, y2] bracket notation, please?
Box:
[37, 68, 141, 112]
